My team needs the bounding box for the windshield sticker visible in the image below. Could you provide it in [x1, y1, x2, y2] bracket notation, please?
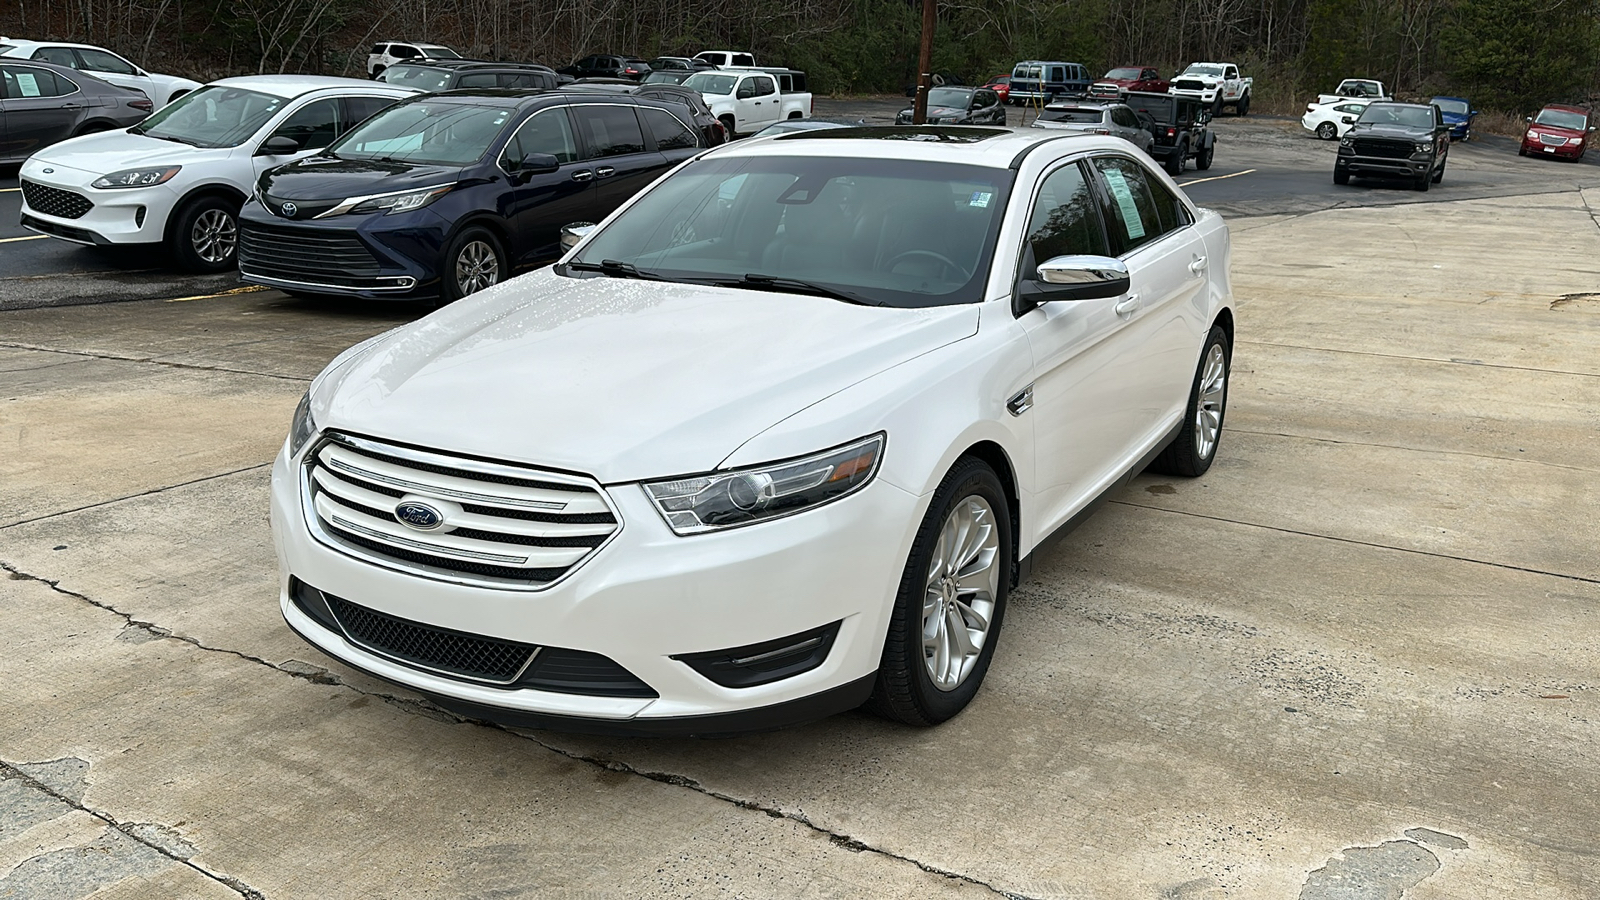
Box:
[1100, 168, 1146, 240]
[15, 72, 41, 97]
[969, 190, 993, 208]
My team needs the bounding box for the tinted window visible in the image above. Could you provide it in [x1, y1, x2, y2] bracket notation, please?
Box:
[1023, 161, 1108, 276]
[732, 54, 755, 66]
[1039, 107, 1102, 124]
[456, 72, 497, 88]
[134, 85, 285, 148]
[370, 44, 388, 55]
[331, 99, 513, 165]
[269, 98, 341, 150]
[391, 45, 421, 59]
[31, 47, 78, 66]
[976, 90, 997, 107]
[502, 107, 578, 165]
[751, 76, 776, 97]
[640, 106, 697, 151]
[379, 65, 449, 90]
[1091, 156, 1184, 252]
[574, 105, 645, 158]
[1, 65, 71, 98]
[77, 48, 136, 75]
[343, 95, 396, 129]
[1113, 107, 1140, 127]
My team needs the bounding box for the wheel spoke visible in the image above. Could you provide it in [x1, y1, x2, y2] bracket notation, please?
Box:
[953, 598, 989, 634]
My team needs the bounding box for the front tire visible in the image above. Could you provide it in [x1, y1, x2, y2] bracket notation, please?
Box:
[719, 115, 737, 139]
[1150, 325, 1230, 477]
[1316, 122, 1337, 140]
[868, 457, 1011, 726]
[170, 195, 240, 273]
[1432, 155, 1446, 183]
[1333, 166, 1349, 185]
[441, 227, 506, 302]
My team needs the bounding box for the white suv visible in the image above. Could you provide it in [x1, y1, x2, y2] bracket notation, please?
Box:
[367, 41, 460, 78]
[0, 38, 199, 107]
[271, 127, 1235, 734]
[18, 76, 413, 271]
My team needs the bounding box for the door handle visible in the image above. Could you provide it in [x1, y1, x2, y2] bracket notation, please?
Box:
[1114, 293, 1140, 316]
[595, 166, 615, 177]
[572, 170, 593, 182]
[1188, 255, 1208, 276]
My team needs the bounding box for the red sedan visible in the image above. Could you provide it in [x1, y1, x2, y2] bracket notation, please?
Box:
[983, 75, 1010, 104]
[1521, 104, 1593, 161]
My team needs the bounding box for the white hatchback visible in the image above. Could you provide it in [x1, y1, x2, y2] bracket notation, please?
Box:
[18, 75, 412, 271]
[0, 39, 199, 107]
[270, 127, 1235, 734]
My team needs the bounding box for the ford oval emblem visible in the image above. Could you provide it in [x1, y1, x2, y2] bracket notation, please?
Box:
[394, 500, 444, 531]
[280, 202, 298, 218]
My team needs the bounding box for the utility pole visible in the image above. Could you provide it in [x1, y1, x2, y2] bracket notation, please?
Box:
[911, 0, 935, 124]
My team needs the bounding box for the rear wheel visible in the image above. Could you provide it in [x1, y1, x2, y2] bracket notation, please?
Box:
[1165, 141, 1187, 176]
[442, 227, 505, 302]
[170, 195, 240, 273]
[868, 457, 1011, 726]
[1316, 122, 1337, 140]
[1150, 326, 1230, 477]
[1195, 138, 1214, 170]
[719, 115, 737, 139]
[1236, 92, 1250, 116]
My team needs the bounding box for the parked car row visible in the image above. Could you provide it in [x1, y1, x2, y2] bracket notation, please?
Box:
[0, 58, 155, 165]
[1, 37, 199, 107]
[1030, 92, 1215, 176]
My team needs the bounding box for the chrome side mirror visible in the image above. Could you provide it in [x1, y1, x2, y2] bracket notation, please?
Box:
[560, 222, 596, 251]
[1032, 255, 1130, 300]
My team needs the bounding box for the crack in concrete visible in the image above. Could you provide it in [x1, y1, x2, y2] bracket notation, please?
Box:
[0, 340, 313, 384]
[2, 560, 1032, 899]
[1227, 428, 1600, 475]
[0, 462, 273, 531]
[1110, 501, 1600, 586]
[0, 759, 266, 899]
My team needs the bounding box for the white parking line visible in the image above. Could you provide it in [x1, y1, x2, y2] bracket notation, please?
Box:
[1179, 168, 1257, 187]
[0, 234, 47, 243]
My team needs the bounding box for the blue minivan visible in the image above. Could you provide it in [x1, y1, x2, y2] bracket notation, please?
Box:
[1007, 61, 1092, 106]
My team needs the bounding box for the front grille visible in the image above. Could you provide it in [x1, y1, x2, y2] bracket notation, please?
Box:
[325, 592, 536, 683]
[238, 221, 382, 287]
[1539, 133, 1568, 146]
[1351, 138, 1414, 159]
[1173, 79, 1207, 92]
[522, 649, 657, 697]
[304, 433, 620, 589]
[1088, 84, 1119, 96]
[21, 180, 93, 219]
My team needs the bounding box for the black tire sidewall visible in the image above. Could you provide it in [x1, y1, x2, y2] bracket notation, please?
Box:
[871, 459, 1012, 725]
[1152, 325, 1231, 477]
[170, 195, 238, 273]
[441, 226, 505, 302]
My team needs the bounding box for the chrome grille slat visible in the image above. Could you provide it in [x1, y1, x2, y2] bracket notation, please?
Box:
[1539, 133, 1567, 145]
[303, 433, 621, 589]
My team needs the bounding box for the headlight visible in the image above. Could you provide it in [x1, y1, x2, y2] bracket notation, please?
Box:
[287, 392, 317, 458]
[1415, 142, 1432, 153]
[91, 166, 181, 189]
[644, 434, 884, 535]
[318, 184, 454, 218]
[1570, 136, 1586, 145]
[1339, 137, 1353, 147]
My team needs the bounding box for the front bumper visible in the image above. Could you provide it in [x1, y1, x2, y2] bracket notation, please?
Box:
[16, 164, 176, 246]
[238, 203, 446, 299]
[1337, 151, 1432, 178]
[269, 441, 923, 732]
[1171, 89, 1219, 104]
[1524, 137, 1584, 158]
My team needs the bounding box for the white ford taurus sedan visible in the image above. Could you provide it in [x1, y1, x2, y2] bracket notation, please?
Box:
[270, 126, 1235, 734]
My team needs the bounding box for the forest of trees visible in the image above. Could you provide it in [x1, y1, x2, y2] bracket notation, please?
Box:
[3, 0, 1596, 113]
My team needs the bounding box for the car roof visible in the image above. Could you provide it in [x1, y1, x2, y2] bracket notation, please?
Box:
[708, 126, 1107, 167]
[213, 74, 414, 98]
[1, 39, 117, 51]
[1367, 101, 1432, 110]
[391, 59, 550, 71]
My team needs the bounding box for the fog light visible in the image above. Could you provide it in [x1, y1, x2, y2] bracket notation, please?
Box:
[134, 206, 146, 228]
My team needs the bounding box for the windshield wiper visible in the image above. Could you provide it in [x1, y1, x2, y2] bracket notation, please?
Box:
[718, 273, 881, 306]
[561, 259, 668, 281]
[143, 133, 201, 146]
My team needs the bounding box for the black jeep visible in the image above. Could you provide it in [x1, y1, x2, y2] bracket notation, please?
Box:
[1123, 91, 1215, 175]
[1335, 102, 1449, 191]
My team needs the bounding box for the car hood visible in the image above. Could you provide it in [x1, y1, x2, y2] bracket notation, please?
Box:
[1348, 123, 1430, 139]
[257, 155, 465, 201]
[27, 130, 227, 174]
[313, 269, 980, 483]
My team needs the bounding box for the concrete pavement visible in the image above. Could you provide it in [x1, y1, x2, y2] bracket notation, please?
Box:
[1, 191, 1598, 896]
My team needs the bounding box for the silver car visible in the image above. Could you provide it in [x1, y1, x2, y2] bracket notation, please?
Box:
[1030, 102, 1154, 155]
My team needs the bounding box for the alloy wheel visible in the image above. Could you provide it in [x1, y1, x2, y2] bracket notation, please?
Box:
[1195, 343, 1227, 460]
[921, 495, 1001, 691]
[191, 209, 237, 264]
[455, 240, 501, 295]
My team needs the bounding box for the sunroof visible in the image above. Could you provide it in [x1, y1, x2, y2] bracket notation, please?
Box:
[775, 125, 1008, 143]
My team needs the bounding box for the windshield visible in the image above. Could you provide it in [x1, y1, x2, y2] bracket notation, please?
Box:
[1431, 98, 1468, 114]
[418, 46, 459, 59]
[927, 88, 973, 108]
[133, 86, 285, 148]
[1357, 105, 1434, 128]
[1013, 65, 1041, 80]
[328, 100, 513, 165]
[1105, 68, 1142, 80]
[380, 65, 452, 91]
[1535, 108, 1587, 130]
[569, 156, 1014, 308]
[683, 72, 736, 95]
[1039, 107, 1103, 123]
[1184, 64, 1224, 77]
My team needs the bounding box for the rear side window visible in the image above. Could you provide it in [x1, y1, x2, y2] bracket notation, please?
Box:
[574, 105, 645, 158]
[391, 45, 421, 59]
[1022, 161, 1108, 276]
[30, 46, 78, 66]
[640, 106, 697, 151]
[343, 95, 396, 130]
[269, 97, 342, 151]
[1091, 155, 1186, 252]
[77, 48, 136, 75]
[503, 107, 579, 165]
[370, 44, 388, 55]
[732, 54, 755, 67]
[1, 65, 72, 98]
[456, 72, 497, 88]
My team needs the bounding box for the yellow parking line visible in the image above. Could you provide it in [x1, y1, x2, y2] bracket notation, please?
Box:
[1179, 168, 1257, 187]
[0, 187, 19, 192]
[166, 285, 268, 303]
[0, 234, 48, 243]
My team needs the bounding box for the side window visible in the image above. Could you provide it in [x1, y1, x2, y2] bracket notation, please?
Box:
[370, 44, 388, 55]
[574, 105, 646, 158]
[342, 96, 394, 132]
[1021, 161, 1109, 279]
[498, 72, 535, 88]
[502, 107, 579, 166]
[269, 98, 341, 150]
[640, 106, 697, 151]
[791, 73, 807, 92]
[1143, 69, 1158, 80]
[1091, 156, 1186, 252]
[31, 47, 78, 67]
[736, 78, 755, 99]
[733, 54, 755, 67]
[1225, 66, 1238, 79]
[456, 72, 497, 88]
[77, 48, 137, 75]
[753, 76, 776, 97]
[392, 45, 420, 59]
[777, 74, 792, 92]
[2, 65, 69, 98]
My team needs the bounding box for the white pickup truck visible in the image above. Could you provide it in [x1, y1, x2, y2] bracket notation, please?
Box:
[1169, 62, 1252, 115]
[683, 67, 811, 138]
[1316, 79, 1392, 105]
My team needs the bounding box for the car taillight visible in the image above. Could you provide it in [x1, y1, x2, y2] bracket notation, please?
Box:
[1166, 127, 1176, 137]
[1094, 128, 1110, 135]
[129, 97, 153, 111]
[713, 121, 727, 142]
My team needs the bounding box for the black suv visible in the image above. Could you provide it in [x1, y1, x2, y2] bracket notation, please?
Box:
[377, 59, 564, 91]
[559, 55, 651, 81]
[564, 79, 727, 145]
[237, 90, 706, 302]
[1335, 102, 1448, 191]
[1123, 91, 1214, 175]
